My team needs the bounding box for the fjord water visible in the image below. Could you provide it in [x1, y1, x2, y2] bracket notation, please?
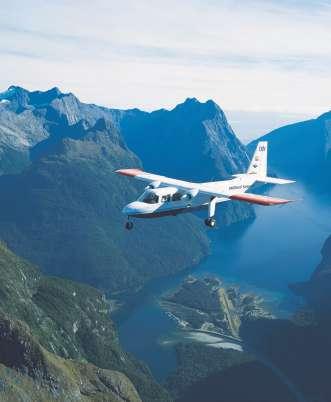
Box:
[118, 183, 331, 381]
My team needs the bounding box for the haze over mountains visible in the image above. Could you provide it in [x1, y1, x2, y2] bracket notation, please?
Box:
[248, 111, 331, 193]
[226, 110, 313, 144]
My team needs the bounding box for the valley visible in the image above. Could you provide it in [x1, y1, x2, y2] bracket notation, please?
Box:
[0, 85, 330, 401]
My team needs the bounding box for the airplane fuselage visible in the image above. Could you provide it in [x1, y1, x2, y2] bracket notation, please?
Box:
[122, 175, 254, 219]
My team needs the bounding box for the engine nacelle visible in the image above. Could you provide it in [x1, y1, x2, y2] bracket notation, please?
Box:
[145, 181, 161, 190]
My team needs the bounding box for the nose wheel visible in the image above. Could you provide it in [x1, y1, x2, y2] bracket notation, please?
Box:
[205, 217, 216, 228]
[125, 221, 134, 230]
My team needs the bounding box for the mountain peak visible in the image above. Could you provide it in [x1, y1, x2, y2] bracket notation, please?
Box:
[172, 97, 223, 121]
[182, 97, 218, 107]
[0, 86, 30, 108]
[0, 85, 69, 110]
[29, 87, 67, 105]
[183, 97, 200, 104]
[318, 110, 331, 120]
[7, 85, 27, 93]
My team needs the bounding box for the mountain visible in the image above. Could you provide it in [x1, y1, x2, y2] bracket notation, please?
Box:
[0, 85, 118, 175]
[291, 234, 331, 316]
[166, 343, 296, 402]
[0, 86, 210, 294]
[247, 111, 331, 192]
[0, 86, 254, 295]
[111, 97, 255, 224]
[111, 98, 248, 182]
[240, 315, 331, 402]
[240, 235, 331, 402]
[0, 242, 171, 402]
[0, 87, 255, 225]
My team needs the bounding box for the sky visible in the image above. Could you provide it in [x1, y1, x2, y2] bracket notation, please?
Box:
[0, 0, 330, 139]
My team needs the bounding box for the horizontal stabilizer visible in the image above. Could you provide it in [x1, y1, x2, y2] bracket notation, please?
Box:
[230, 192, 294, 206]
[256, 176, 295, 185]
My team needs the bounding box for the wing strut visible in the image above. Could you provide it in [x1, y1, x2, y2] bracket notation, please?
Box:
[205, 197, 217, 228]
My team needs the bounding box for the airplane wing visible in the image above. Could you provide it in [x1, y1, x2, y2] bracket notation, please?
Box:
[229, 193, 293, 206]
[115, 169, 293, 206]
[255, 176, 295, 185]
[115, 169, 200, 190]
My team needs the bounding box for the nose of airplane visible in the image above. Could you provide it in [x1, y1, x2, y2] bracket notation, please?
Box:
[122, 202, 143, 215]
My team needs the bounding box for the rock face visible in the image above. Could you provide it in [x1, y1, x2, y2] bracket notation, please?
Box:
[0, 242, 170, 402]
[0, 86, 209, 294]
[291, 234, 331, 316]
[240, 235, 331, 402]
[248, 111, 331, 192]
[166, 343, 296, 402]
[305, 234, 331, 313]
[0, 316, 143, 402]
[112, 98, 249, 181]
[162, 276, 272, 339]
[0, 86, 125, 175]
[112, 97, 255, 225]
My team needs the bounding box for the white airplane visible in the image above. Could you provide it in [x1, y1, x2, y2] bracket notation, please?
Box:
[115, 141, 295, 230]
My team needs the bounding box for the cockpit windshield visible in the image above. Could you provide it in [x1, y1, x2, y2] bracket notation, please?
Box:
[142, 192, 159, 204]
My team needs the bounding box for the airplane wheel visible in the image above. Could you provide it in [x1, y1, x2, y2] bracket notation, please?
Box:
[125, 221, 134, 230]
[204, 217, 216, 228]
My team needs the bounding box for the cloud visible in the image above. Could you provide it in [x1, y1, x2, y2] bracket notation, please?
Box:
[0, 0, 330, 114]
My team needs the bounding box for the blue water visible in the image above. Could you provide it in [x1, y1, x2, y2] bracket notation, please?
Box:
[118, 183, 331, 382]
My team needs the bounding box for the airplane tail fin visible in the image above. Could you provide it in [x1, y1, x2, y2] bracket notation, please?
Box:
[246, 141, 295, 184]
[247, 141, 268, 177]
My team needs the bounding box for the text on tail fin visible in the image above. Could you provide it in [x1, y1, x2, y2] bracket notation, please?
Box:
[247, 141, 268, 176]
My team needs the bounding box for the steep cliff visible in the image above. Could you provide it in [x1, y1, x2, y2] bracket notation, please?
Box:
[0, 242, 171, 402]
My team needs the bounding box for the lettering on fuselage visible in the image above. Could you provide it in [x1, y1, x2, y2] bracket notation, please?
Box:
[228, 184, 250, 191]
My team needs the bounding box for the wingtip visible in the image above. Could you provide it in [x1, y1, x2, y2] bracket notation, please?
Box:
[114, 168, 143, 177]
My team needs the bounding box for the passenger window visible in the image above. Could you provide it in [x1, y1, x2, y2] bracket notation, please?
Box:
[161, 195, 171, 202]
[172, 192, 183, 201]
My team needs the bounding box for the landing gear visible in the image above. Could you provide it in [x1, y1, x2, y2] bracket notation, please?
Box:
[125, 221, 134, 230]
[205, 217, 216, 228]
[205, 196, 217, 228]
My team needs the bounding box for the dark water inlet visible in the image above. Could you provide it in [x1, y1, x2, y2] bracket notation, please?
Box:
[118, 183, 331, 381]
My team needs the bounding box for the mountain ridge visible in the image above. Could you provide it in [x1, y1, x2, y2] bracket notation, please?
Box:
[0, 85, 256, 296]
[247, 111, 331, 192]
[0, 241, 171, 402]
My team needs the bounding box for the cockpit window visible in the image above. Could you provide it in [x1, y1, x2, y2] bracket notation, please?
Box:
[143, 192, 159, 204]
